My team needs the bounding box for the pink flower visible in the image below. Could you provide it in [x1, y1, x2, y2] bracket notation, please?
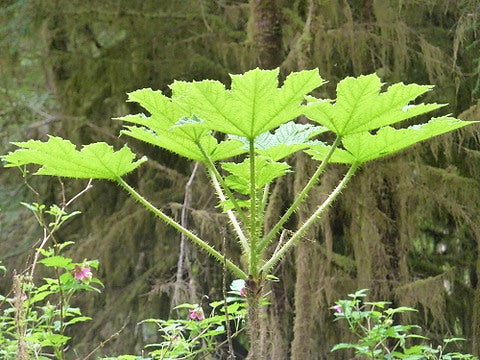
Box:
[188, 308, 204, 321]
[240, 287, 246, 297]
[73, 265, 92, 280]
[332, 304, 343, 314]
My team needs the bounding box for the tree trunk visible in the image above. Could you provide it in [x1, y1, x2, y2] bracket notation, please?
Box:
[290, 152, 323, 360]
[249, 0, 282, 69]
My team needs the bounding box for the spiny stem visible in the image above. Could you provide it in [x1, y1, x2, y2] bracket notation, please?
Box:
[115, 176, 247, 279]
[197, 141, 249, 226]
[249, 139, 258, 277]
[208, 168, 250, 257]
[258, 136, 342, 251]
[261, 162, 359, 275]
[259, 183, 270, 238]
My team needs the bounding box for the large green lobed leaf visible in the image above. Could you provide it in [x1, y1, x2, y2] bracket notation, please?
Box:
[307, 117, 474, 164]
[170, 68, 324, 139]
[305, 73, 444, 136]
[118, 90, 246, 161]
[2, 136, 146, 180]
[230, 121, 326, 161]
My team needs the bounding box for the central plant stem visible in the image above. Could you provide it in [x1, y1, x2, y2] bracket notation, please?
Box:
[246, 276, 265, 360]
[249, 139, 259, 277]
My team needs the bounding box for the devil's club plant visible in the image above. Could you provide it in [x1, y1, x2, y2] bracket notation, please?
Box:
[2, 68, 475, 358]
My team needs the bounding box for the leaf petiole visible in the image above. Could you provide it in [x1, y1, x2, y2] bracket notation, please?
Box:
[261, 161, 359, 275]
[196, 141, 249, 227]
[115, 176, 247, 279]
[258, 136, 342, 252]
[207, 167, 250, 257]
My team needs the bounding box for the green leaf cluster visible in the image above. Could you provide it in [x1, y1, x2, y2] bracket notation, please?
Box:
[0, 242, 102, 360]
[332, 289, 478, 360]
[135, 281, 246, 360]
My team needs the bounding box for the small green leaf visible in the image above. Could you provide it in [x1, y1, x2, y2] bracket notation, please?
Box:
[88, 259, 100, 270]
[65, 316, 92, 325]
[305, 73, 444, 136]
[20, 202, 45, 213]
[37, 333, 71, 347]
[222, 156, 290, 194]
[231, 121, 326, 160]
[2, 136, 146, 180]
[385, 307, 418, 315]
[59, 271, 74, 284]
[331, 343, 363, 352]
[266, 274, 280, 282]
[364, 301, 391, 308]
[173, 303, 198, 310]
[38, 255, 73, 269]
[28, 291, 51, 304]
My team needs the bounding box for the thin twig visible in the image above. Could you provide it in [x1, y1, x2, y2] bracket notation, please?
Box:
[29, 179, 93, 277]
[198, 0, 212, 31]
[172, 163, 199, 310]
[65, 179, 93, 208]
[80, 318, 129, 360]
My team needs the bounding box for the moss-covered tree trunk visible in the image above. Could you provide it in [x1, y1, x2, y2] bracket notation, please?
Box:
[249, 0, 282, 69]
[290, 153, 321, 360]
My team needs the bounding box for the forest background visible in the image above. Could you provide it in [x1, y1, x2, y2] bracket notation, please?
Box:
[1, 0, 480, 359]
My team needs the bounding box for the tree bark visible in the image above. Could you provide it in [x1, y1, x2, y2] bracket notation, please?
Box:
[249, 0, 282, 69]
[290, 152, 321, 360]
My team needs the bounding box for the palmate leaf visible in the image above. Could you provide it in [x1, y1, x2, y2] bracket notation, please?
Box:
[307, 117, 474, 164]
[119, 91, 246, 161]
[122, 124, 246, 162]
[2, 136, 146, 180]
[305, 73, 444, 136]
[230, 121, 326, 161]
[171, 68, 324, 139]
